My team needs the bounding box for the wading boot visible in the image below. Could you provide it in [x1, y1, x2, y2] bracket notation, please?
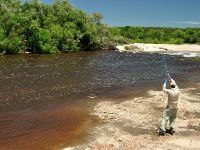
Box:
[166, 127, 175, 135]
[158, 129, 166, 136]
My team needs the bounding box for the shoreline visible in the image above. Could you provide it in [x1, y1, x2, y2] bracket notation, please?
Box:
[116, 43, 200, 53]
[75, 85, 200, 150]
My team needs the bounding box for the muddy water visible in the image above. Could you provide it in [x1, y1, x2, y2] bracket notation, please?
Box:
[0, 51, 200, 149]
[0, 105, 92, 150]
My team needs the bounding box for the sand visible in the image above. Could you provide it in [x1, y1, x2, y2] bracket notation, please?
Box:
[117, 43, 200, 53]
[72, 84, 200, 150]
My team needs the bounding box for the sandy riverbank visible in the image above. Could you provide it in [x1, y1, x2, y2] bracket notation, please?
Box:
[117, 43, 200, 53]
[67, 84, 200, 150]
[87, 86, 200, 150]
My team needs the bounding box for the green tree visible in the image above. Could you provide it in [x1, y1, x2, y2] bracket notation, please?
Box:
[0, 0, 110, 54]
[110, 26, 200, 44]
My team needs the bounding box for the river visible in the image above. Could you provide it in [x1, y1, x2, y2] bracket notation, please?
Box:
[0, 50, 200, 150]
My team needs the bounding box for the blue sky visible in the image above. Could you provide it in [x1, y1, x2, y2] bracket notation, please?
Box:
[44, 0, 200, 27]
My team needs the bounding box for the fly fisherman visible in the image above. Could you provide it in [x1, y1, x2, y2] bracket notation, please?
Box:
[159, 75, 180, 136]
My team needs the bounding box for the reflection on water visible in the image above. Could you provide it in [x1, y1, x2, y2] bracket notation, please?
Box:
[0, 51, 200, 149]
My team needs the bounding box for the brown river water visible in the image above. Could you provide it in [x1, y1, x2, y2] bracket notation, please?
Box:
[0, 51, 200, 150]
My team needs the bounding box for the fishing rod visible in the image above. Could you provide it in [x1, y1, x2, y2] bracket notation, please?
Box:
[163, 54, 171, 79]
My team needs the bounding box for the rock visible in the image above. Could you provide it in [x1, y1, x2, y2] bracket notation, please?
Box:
[87, 94, 97, 99]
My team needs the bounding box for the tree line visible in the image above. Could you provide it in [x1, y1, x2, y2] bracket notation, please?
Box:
[0, 0, 110, 54]
[110, 26, 200, 44]
[1, 0, 200, 54]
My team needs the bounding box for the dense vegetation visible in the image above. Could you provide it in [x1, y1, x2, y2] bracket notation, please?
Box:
[1, 0, 200, 54]
[0, 0, 111, 54]
[110, 26, 200, 44]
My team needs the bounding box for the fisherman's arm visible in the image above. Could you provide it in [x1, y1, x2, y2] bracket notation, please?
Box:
[162, 79, 170, 94]
[170, 78, 179, 89]
[168, 74, 179, 89]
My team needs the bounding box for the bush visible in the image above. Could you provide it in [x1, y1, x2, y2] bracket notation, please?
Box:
[0, 0, 110, 54]
[1, 36, 23, 54]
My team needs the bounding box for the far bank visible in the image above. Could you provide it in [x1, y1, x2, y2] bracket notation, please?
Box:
[117, 43, 200, 53]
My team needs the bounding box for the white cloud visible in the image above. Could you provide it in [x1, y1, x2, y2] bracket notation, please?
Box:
[177, 21, 200, 25]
